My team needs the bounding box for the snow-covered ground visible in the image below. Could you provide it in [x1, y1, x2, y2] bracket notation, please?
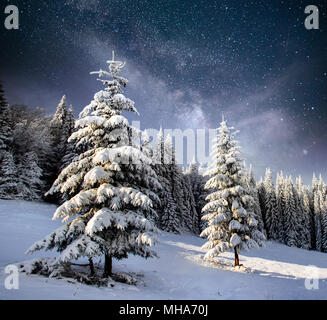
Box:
[1, 200, 327, 300]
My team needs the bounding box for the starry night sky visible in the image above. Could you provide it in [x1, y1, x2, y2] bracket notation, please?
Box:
[1, 0, 326, 183]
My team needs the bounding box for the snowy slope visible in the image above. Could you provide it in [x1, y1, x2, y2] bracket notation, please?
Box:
[1, 200, 327, 300]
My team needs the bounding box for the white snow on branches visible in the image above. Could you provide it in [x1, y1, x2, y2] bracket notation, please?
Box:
[85, 208, 157, 236]
[84, 167, 112, 185]
[230, 233, 241, 247]
[93, 146, 152, 166]
[53, 189, 97, 221]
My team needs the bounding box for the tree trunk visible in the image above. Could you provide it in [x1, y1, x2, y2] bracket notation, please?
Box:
[89, 258, 95, 276]
[103, 252, 112, 278]
[234, 246, 240, 267]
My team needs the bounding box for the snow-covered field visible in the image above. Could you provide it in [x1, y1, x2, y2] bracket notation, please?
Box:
[1, 200, 327, 300]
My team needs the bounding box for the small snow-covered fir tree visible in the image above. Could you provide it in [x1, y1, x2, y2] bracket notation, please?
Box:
[165, 135, 196, 232]
[153, 131, 180, 233]
[200, 119, 265, 266]
[27, 53, 161, 277]
[295, 176, 311, 249]
[312, 173, 318, 194]
[48, 96, 76, 197]
[283, 177, 299, 247]
[182, 172, 198, 233]
[140, 129, 153, 159]
[318, 174, 325, 195]
[52, 95, 68, 125]
[185, 157, 208, 234]
[59, 105, 76, 170]
[0, 85, 12, 198]
[161, 134, 186, 231]
[160, 185, 179, 232]
[19, 151, 43, 200]
[320, 194, 327, 252]
[256, 177, 266, 226]
[0, 81, 12, 158]
[263, 168, 281, 240]
[0, 151, 20, 199]
[314, 191, 323, 251]
[276, 171, 286, 241]
[164, 135, 193, 232]
[302, 187, 315, 249]
[247, 165, 265, 235]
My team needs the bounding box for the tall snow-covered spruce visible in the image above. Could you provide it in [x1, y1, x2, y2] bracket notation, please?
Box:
[201, 119, 265, 266]
[26, 53, 161, 278]
[50, 95, 76, 174]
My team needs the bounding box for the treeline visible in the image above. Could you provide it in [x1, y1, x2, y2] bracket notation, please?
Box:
[257, 169, 327, 252]
[152, 131, 207, 234]
[0, 81, 74, 201]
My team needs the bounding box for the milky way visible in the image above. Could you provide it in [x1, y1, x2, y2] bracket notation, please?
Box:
[0, 0, 326, 183]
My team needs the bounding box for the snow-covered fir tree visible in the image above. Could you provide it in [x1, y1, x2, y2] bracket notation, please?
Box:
[0, 151, 20, 199]
[59, 105, 76, 170]
[153, 127, 165, 166]
[283, 177, 299, 247]
[256, 177, 266, 226]
[159, 183, 178, 233]
[312, 173, 318, 194]
[27, 53, 161, 277]
[302, 186, 315, 249]
[313, 191, 323, 251]
[320, 194, 327, 252]
[182, 172, 198, 233]
[51, 95, 72, 154]
[318, 174, 326, 195]
[0, 83, 17, 199]
[201, 120, 265, 266]
[19, 151, 43, 200]
[140, 129, 153, 159]
[165, 135, 196, 233]
[152, 130, 180, 233]
[0, 81, 12, 158]
[185, 157, 208, 234]
[263, 168, 281, 240]
[165, 136, 187, 231]
[48, 96, 76, 196]
[311, 173, 327, 252]
[247, 165, 265, 235]
[295, 176, 311, 249]
[276, 171, 286, 241]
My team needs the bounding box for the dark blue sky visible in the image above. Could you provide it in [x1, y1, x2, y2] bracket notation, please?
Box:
[1, 0, 326, 183]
